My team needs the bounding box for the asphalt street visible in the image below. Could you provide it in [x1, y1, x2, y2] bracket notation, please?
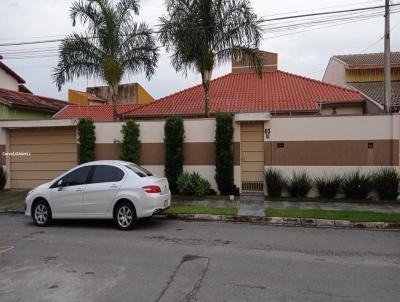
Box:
[0, 214, 399, 302]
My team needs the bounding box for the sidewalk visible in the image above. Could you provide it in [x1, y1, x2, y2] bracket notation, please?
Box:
[267, 200, 400, 213]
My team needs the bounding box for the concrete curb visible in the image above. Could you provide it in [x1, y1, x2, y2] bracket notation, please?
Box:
[156, 213, 400, 230]
[0, 210, 24, 214]
[2, 210, 399, 230]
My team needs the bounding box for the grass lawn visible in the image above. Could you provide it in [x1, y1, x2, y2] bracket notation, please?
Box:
[267, 208, 400, 223]
[165, 206, 237, 216]
[172, 194, 238, 201]
[0, 190, 27, 212]
[164, 205, 400, 223]
[266, 196, 400, 204]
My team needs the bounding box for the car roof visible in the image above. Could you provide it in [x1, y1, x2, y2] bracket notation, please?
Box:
[80, 160, 130, 166]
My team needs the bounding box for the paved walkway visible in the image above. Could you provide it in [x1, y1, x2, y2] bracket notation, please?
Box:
[267, 200, 400, 213]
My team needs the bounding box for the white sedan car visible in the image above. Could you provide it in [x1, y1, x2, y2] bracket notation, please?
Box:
[25, 160, 171, 230]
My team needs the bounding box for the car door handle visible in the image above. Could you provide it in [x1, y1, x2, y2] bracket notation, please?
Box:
[75, 188, 84, 192]
[110, 185, 118, 189]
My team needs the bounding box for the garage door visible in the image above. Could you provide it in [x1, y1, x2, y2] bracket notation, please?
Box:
[9, 127, 77, 188]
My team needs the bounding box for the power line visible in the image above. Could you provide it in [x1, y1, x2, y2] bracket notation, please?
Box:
[0, 3, 399, 48]
[261, 3, 399, 22]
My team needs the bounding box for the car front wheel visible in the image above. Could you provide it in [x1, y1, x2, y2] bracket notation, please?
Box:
[32, 200, 52, 227]
[114, 202, 136, 230]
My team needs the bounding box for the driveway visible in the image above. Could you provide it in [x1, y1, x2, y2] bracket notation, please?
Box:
[0, 214, 399, 302]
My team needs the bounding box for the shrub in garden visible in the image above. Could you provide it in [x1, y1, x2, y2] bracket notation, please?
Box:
[177, 172, 211, 198]
[265, 168, 286, 197]
[315, 175, 342, 199]
[164, 117, 185, 194]
[215, 113, 234, 195]
[372, 168, 399, 200]
[0, 166, 7, 190]
[176, 172, 192, 195]
[341, 170, 371, 199]
[120, 119, 141, 163]
[287, 171, 312, 198]
[78, 119, 96, 164]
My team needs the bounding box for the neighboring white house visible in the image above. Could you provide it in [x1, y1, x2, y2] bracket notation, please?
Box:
[0, 54, 29, 92]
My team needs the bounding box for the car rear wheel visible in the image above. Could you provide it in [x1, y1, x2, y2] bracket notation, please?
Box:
[32, 200, 52, 227]
[114, 202, 136, 230]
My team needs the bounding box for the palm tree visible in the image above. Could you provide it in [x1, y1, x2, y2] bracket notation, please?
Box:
[159, 0, 263, 116]
[53, 0, 159, 121]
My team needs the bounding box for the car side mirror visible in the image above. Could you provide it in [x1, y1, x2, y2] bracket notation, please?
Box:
[57, 179, 64, 191]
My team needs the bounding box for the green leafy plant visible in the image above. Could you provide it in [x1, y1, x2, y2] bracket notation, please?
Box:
[342, 170, 371, 199]
[120, 119, 141, 163]
[287, 171, 312, 198]
[372, 168, 399, 200]
[265, 168, 286, 197]
[177, 172, 211, 198]
[215, 113, 234, 195]
[176, 172, 191, 195]
[0, 166, 7, 190]
[164, 117, 185, 193]
[78, 119, 96, 164]
[315, 175, 342, 199]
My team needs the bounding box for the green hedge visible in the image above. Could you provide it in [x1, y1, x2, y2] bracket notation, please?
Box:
[215, 113, 234, 194]
[164, 117, 184, 193]
[120, 119, 141, 163]
[78, 119, 96, 164]
[265, 168, 400, 201]
[265, 168, 286, 197]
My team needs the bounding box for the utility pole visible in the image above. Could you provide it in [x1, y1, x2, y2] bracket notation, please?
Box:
[384, 0, 392, 113]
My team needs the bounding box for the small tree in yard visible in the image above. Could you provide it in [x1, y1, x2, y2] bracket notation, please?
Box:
[164, 117, 184, 193]
[78, 119, 96, 164]
[120, 119, 141, 163]
[215, 113, 234, 195]
[53, 0, 159, 121]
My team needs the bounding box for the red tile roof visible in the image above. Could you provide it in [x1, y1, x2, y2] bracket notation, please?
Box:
[0, 88, 66, 113]
[55, 104, 144, 121]
[70, 89, 105, 102]
[125, 70, 364, 117]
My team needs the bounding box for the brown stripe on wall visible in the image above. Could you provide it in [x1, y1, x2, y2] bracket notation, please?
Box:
[95, 143, 120, 161]
[184, 143, 215, 165]
[141, 143, 164, 165]
[0, 144, 5, 165]
[95, 142, 217, 165]
[264, 140, 399, 166]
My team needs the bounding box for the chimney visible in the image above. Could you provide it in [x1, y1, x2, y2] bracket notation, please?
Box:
[231, 51, 278, 74]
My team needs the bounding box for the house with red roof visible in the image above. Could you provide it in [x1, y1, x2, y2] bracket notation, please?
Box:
[55, 51, 365, 121]
[8, 51, 397, 194]
[121, 51, 365, 118]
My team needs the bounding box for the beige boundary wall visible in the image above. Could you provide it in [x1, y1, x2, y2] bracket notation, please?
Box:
[94, 118, 221, 190]
[0, 114, 399, 191]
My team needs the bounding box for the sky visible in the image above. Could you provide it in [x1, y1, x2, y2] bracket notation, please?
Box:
[0, 0, 399, 101]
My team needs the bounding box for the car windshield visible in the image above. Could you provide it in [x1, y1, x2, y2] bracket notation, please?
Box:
[125, 163, 153, 177]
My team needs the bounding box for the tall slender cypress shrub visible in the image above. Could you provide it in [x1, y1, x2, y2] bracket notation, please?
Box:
[215, 113, 234, 194]
[120, 119, 141, 163]
[164, 117, 184, 193]
[78, 119, 96, 164]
